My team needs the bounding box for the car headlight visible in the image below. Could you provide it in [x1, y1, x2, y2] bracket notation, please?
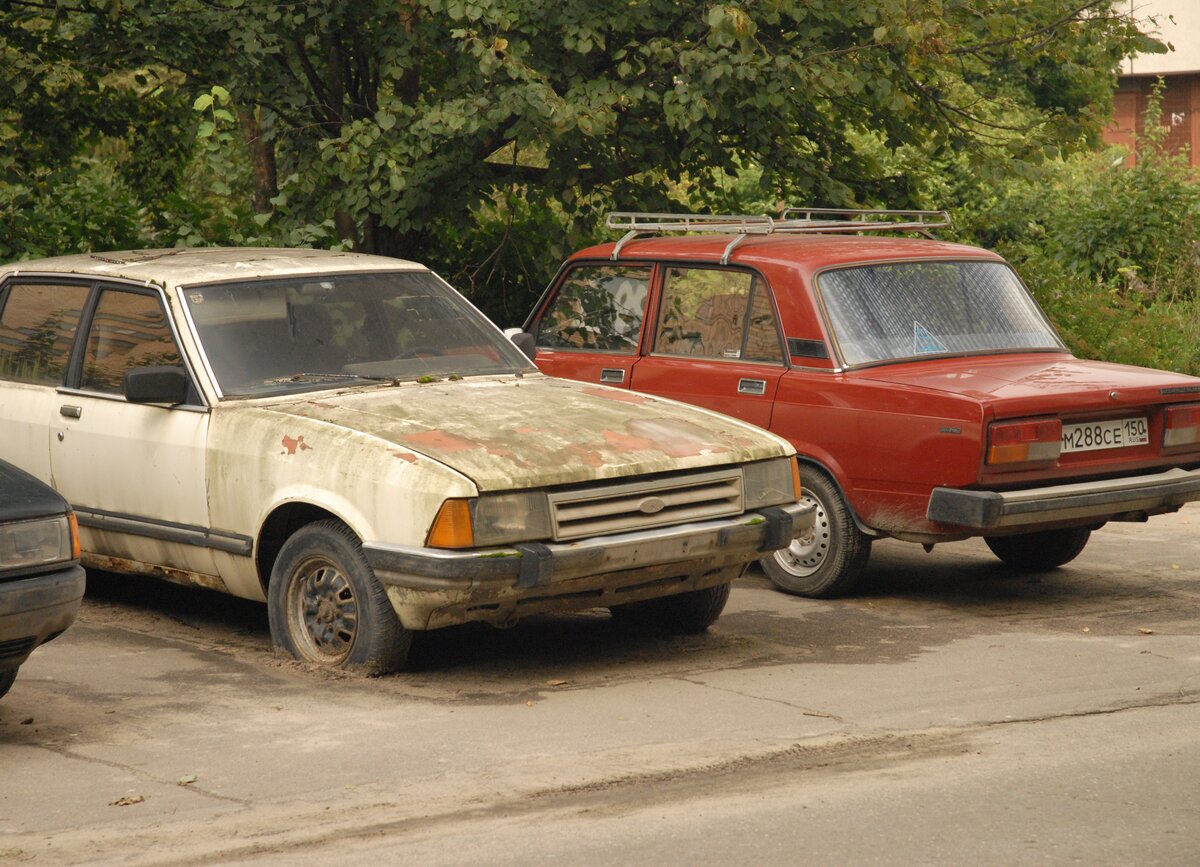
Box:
[0, 513, 79, 571]
[742, 457, 801, 510]
[427, 492, 552, 548]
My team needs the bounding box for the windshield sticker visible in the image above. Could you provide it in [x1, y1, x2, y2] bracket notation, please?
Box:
[913, 321, 946, 354]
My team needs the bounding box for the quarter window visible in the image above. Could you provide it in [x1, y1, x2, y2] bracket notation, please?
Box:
[0, 282, 90, 385]
[81, 289, 182, 394]
[537, 265, 650, 353]
[654, 268, 783, 364]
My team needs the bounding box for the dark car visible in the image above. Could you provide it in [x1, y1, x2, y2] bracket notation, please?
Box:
[520, 210, 1200, 597]
[0, 459, 85, 699]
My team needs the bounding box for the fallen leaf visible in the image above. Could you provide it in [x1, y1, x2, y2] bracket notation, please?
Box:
[109, 795, 145, 807]
[177, 774, 198, 786]
[1081, 627, 1091, 633]
[1138, 628, 1155, 635]
[546, 679, 569, 687]
[19, 717, 33, 726]
[526, 701, 535, 707]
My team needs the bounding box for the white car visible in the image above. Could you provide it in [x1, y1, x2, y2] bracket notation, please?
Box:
[0, 248, 813, 673]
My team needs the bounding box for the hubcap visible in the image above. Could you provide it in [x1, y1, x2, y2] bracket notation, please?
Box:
[773, 492, 831, 577]
[288, 560, 358, 663]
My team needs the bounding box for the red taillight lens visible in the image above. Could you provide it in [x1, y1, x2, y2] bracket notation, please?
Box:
[1164, 404, 1200, 449]
[987, 418, 1062, 465]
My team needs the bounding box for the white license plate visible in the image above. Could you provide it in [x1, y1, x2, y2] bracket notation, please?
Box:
[1061, 417, 1149, 453]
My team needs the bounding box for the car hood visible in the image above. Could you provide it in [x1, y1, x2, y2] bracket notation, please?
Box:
[259, 375, 790, 490]
[858, 354, 1200, 415]
[0, 460, 70, 522]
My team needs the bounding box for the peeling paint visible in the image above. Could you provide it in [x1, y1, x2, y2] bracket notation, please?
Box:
[603, 429, 657, 452]
[582, 386, 651, 405]
[280, 434, 313, 455]
[627, 418, 731, 459]
[390, 451, 418, 463]
[401, 430, 480, 453]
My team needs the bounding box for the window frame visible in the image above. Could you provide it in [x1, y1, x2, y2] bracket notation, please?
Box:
[533, 262, 657, 356]
[0, 276, 92, 388]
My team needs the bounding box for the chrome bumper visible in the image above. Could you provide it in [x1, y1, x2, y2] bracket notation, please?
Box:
[363, 502, 815, 629]
[927, 467, 1200, 530]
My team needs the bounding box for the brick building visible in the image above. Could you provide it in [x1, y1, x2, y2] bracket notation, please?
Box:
[1104, 0, 1200, 166]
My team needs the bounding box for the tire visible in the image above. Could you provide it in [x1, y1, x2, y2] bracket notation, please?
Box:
[760, 467, 871, 598]
[985, 527, 1091, 571]
[268, 520, 412, 674]
[0, 667, 16, 700]
[609, 582, 731, 634]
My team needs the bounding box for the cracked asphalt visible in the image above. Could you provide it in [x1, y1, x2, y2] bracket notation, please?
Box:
[1, 505, 1198, 865]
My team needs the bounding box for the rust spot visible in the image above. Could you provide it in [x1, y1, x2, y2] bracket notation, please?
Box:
[563, 444, 605, 468]
[402, 430, 480, 453]
[390, 451, 418, 463]
[627, 419, 730, 458]
[603, 430, 656, 452]
[281, 434, 313, 455]
[582, 387, 650, 405]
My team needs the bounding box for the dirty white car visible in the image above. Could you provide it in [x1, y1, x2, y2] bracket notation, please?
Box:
[0, 249, 813, 673]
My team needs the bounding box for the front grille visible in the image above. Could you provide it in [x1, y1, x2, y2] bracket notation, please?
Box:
[0, 637, 37, 662]
[548, 468, 744, 541]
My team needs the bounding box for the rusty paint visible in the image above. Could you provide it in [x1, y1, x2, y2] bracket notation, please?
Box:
[390, 451, 418, 463]
[627, 418, 731, 458]
[401, 430, 480, 453]
[582, 386, 650, 405]
[281, 434, 313, 455]
[563, 444, 605, 468]
[603, 429, 657, 452]
[82, 553, 229, 594]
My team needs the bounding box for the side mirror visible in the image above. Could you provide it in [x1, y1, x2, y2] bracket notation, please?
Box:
[124, 366, 189, 405]
[503, 328, 538, 362]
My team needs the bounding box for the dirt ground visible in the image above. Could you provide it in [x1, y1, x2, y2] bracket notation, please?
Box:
[2, 506, 1198, 864]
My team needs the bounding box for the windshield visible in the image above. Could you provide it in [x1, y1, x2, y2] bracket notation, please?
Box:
[817, 260, 1063, 367]
[180, 270, 534, 396]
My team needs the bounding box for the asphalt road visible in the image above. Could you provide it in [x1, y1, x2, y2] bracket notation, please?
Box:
[2, 506, 1198, 865]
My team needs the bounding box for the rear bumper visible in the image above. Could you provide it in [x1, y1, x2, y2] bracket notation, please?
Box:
[0, 564, 86, 670]
[927, 467, 1200, 531]
[364, 501, 815, 629]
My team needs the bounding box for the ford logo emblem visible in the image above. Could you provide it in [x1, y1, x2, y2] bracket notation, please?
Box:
[638, 496, 666, 515]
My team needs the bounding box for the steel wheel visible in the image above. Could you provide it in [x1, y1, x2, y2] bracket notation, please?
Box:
[287, 557, 359, 665]
[760, 466, 870, 598]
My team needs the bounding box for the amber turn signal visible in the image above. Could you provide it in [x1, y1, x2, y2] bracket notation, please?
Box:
[68, 511, 81, 559]
[987, 418, 1062, 465]
[791, 459, 803, 500]
[427, 498, 474, 548]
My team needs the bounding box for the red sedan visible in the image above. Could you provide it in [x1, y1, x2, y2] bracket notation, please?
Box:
[519, 211, 1200, 597]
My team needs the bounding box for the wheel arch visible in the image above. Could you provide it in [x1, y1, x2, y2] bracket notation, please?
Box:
[792, 455, 879, 537]
[256, 502, 351, 596]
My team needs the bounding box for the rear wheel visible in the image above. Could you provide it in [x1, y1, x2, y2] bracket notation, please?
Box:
[0, 667, 16, 700]
[760, 467, 871, 598]
[985, 527, 1091, 571]
[609, 582, 731, 634]
[268, 520, 412, 674]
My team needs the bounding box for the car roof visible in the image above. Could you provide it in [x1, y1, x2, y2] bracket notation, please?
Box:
[0, 459, 70, 522]
[0, 248, 425, 287]
[568, 233, 1003, 271]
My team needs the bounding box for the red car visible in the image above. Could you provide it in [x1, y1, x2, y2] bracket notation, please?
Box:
[518, 210, 1200, 597]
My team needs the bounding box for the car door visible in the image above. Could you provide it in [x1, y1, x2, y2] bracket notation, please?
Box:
[50, 283, 218, 577]
[0, 279, 92, 483]
[629, 266, 787, 428]
[531, 263, 654, 389]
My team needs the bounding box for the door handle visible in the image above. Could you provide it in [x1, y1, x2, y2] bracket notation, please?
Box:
[59, 404, 82, 419]
[599, 368, 625, 384]
[737, 379, 767, 396]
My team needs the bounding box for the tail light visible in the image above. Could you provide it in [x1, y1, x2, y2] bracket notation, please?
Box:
[1164, 404, 1200, 449]
[987, 418, 1062, 466]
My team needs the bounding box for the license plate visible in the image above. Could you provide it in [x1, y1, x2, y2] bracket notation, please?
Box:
[1061, 417, 1149, 453]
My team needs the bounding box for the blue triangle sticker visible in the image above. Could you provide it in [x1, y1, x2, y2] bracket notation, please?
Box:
[913, 321, 946, 354]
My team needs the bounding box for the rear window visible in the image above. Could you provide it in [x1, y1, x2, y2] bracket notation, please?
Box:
[817, 260, 1063, 367]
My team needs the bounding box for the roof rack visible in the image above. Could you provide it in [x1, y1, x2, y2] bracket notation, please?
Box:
[606, 208, 951, 263]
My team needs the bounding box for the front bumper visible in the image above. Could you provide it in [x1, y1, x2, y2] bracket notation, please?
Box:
[927, 467, 1200, 531]
[0, 564, 86, 669]
[364, 501, 815, 629]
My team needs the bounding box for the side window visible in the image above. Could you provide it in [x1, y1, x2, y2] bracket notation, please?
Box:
[654, 268, 784, 364]
[0, 281, 90, 385]
[536, 265, 650, 353]
[80, 289, 182, 395]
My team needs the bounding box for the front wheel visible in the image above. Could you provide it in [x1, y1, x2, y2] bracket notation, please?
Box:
[760, 467, 871, 598]
[268, 520, 412, 674]
[985, 527, 1091, 571]
[609, 582, 731, 634]
[0, 667, 17, 700]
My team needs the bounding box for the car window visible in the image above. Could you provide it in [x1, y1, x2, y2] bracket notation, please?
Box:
[182, 270, 532, 396]
[80, 289, 182, 394]
[817, 260, 1063, 367]
[537, 265, 650, 354]
[654, 268, 784, 364]
[0, 282, 90, 385]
